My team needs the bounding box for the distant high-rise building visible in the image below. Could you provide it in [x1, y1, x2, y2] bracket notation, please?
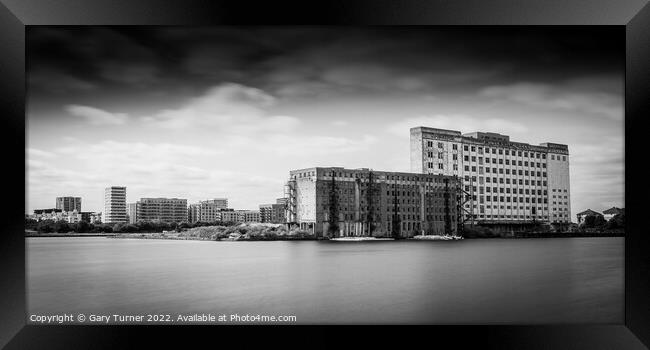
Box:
[127, 202, 137, 224]
[136, 198, 187, 223]
[56, 196, 81, 212]
[104, 186, 127, 224]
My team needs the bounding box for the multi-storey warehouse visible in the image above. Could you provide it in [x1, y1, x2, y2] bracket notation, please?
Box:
[410, 127, 570, 230]
[285, 167, 459, 238]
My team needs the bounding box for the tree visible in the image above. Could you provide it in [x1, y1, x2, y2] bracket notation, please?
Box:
[583, 215, 606, 229]
[53, 220, 70, 233]
[76, 220, 90, 233]
[606, 213, 625, 230]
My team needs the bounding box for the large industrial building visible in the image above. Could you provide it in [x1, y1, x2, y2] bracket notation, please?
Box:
[104, 186, 127, 224]
[135, 198, 188, 223]
[410, 127, 570, 229]
[285, 167, 459, 238]
[56, 196, 82, 212]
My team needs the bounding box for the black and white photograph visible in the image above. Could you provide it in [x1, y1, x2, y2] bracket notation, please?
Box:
[25, 26, 624, 325]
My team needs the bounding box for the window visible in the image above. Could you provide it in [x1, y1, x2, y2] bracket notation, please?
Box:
[453, 154, 458, 160]
[438, 142, 444, 148]
[453, 144, 458, 150]
[438, 163, 444, 170]
[464, 155, 469, 161]
[471, 146, 476, 152]
[438, 152, 444, 159]
[498, 149, 503, 155]
[464, 145, 469, 151]
[471, 156, 477, 162]
[551, 155, 555, 160]
[562, 156, 566, 161]
[499, 159, 503, 164]
[464, 165, 469, 171]
[472, 166, 477, 172]
[453, 164, 458, 170]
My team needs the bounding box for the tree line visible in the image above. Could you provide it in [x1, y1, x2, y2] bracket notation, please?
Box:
[25, 218, 241, 234]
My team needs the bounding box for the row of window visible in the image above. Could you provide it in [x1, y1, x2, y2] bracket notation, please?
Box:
[425, 140, 568, 161]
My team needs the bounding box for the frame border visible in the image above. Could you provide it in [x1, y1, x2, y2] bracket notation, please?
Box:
[1, 1, 648, 348]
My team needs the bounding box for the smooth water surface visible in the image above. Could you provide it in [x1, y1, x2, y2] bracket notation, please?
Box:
[27, 237, 623, 324]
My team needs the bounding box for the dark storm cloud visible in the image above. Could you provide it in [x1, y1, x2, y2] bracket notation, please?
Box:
[28, 26, 623, 99]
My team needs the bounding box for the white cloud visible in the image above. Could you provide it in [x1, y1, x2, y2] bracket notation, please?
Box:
[331, 120, 349, 127]
[479, 82, 623, 121]
[387, 114, 529, 137]
[65, 105, 129, 125]
[141, 83, 301, 132]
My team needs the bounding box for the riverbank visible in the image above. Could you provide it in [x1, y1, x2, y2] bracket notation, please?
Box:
[109, 232, 322, 241]
[25, 232, 116, 237]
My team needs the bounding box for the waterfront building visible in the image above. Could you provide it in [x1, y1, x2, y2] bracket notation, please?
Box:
[259, 204, 273, 223]
[90, 212, 102, 224]
[237, 210, 261, 223]
[602, 207, 624, 221]
[285, 167, 459, 238]
[33, 208, 62, 215]
[576, 209, 603, 224]
[136, 198, 188, 223]
[29, 209, 101, 224]
[56, 197, 82, 212]
[272, 198, 287, 224]
[196, 198, 228, 222]
[410, 127, 571, 229]
[104, 186, 127, 224]
[127, 203, 137, 224]
[220, 209, 238, 223]
[187, 203, 200, 223]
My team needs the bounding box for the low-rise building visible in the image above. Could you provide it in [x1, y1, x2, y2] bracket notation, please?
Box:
[576, 209, 603, 224]
[602, 207, 624, 221]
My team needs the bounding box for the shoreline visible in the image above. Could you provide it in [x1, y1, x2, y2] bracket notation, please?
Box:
[25, 232, 624, 240]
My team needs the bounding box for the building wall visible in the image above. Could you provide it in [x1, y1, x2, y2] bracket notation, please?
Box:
[136, 198, 187, 223]
[546, 149, 571, 223]
[56, 197, 82, 212]
[410, 127, 571, 225]
[127, 203, 137, 224]
[287, 167, 458, 238]
[104, 186, 127, 224]
[259, 204, 273, 223]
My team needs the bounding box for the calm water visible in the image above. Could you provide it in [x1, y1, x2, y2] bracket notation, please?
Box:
[27, 237, 623, 324]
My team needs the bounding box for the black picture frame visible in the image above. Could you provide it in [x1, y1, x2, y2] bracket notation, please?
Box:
[1, 0, 648, 349]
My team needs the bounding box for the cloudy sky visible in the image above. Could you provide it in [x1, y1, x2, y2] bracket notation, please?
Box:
[27, 26, 624, 216]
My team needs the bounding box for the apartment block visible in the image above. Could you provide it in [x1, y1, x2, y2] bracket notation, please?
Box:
[136, 198, 187, 223]
[56, 196, 82, 212]
[104, 186, 127, 224]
